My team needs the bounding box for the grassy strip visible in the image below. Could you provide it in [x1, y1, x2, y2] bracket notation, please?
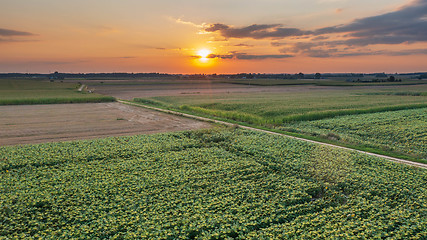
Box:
[316, 81, 427, 86]
[219, 79, 427, 87]
[218, 79, 316, 86]
[359, 91, 427, 96]
[0, 96, 115, 105]
[279, 103, 427, 122]
[127, 100, 427, 165]
[179, 105, 265, 124]
[162, 102, 427, 125]
[133, 98, 164, 106]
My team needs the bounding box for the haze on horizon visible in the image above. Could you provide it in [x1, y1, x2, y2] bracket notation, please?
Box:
[0, 0, 426, 74]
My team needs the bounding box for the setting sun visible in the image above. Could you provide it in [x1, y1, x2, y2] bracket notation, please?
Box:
[197, 49, 211, 58]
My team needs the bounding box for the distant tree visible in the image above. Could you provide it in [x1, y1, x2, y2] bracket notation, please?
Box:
[315, 73, 321, 79]
[298, 72, 304, 79]
[375, 72, 387, 78]
[388, 76, 396, 82]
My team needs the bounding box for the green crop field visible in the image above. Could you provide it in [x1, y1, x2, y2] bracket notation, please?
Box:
[1, 128, 426, 239]
[135, 85, 427, 125]
[133, 84, 427, 161]
[0, 79, 115, 105]
[282, 108, 427, 159]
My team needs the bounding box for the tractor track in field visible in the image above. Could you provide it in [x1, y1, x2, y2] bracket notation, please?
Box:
[118, 100, 427, 170]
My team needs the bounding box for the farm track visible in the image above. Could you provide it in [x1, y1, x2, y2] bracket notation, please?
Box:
[118, 100, 427, 170]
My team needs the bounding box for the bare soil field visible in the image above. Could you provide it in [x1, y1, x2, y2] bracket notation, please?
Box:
[89, 83, 327, 99]
[0, 102, 211, 146]
[89, 82, 427, 100]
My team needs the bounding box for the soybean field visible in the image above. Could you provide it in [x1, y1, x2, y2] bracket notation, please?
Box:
[1, 129, 426, 239]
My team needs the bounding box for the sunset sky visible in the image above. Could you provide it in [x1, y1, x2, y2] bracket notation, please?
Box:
[1, 0, 426, 74]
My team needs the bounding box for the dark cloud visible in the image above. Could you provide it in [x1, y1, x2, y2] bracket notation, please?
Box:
[387, 48, 427, 56]
[204, 52, 294, 60]
[233, 43, 254, 47]
[0, 28, 34, 36]
[270, 42, 288, 47]
[205, 0, 427, 48]
[313, 0, 427, 46]
[206, 54, 234, 59]
[235, 53, 294, 60]
[0, 38, 38, 44]
[312, 36, 329, 41]
[280, 40, 427, 58]
[205, 23, 312, 39]
[0, 38, 20, 43]
[0, 28, 36, 44]
[201, 0, 427, 59]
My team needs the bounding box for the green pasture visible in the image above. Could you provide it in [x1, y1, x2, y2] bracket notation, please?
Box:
[1, 128, 426, 239]
[0, 79, 115, 105]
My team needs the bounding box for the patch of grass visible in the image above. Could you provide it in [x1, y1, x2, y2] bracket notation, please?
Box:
[0, 79, 115, 105]
[133, 98, 164, 106]
[359, 91, 427, 96]
[219, 78, 427, 86]
[0, 96, 115, 105]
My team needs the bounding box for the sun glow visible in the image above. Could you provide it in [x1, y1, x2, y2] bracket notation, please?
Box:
[192, 48, 216, 68]
[198, 49, 211, 58]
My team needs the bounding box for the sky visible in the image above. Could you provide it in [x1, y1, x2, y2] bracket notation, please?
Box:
[0, 0, 426, 74]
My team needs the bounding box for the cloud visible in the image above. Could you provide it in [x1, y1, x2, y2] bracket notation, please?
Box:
[313, 0, 427, 45]
[205, 0, 427, 46]
[270, 42, 288, 47]
[233, 43, 254, 47]
[387, 48, 427, 56]
[196, 52, 294, 60]
[173, 17, 206, 28]
[0, 28, 36, 44]
[0, 38, 22, 43]
[0, 28, 34, 36]
[205, 0, 427, 58]
[234, 53, 294, 60]
[204, 23, 312, 39]
[206, 0, 427, 45]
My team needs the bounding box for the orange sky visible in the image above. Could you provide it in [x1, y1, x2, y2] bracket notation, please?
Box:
[0, 0, 426, 73]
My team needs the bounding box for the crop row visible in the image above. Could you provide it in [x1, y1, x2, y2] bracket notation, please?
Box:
[1, 129, 426, 239]
[282, 108, 427, 159]
[134, 87, 427, 125]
